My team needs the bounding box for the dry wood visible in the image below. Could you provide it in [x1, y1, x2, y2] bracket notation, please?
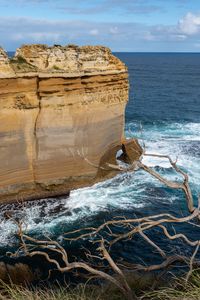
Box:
[6, 149, 200, 299]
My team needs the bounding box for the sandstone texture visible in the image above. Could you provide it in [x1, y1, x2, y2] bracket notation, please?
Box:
[0, 48, 15, 77]
[0, 44, 142, 203]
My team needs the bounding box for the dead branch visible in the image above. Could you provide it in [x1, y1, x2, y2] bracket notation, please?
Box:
[99, 238, 136, 300]
[11, 210, 200, 299]
[141, 153, 195, 213]
[186, 242, 200, 283]
[131, 254, 200, 272]
[10, 197, 200, 295]
[64, 205, 200, 245]
[138, 228, 166, 258]
[6, 147, 200, 298]
[77, 145, 196, 215]
[12, 220, 136, 300]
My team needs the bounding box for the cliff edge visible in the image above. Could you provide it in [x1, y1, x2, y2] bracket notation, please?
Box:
[0, 44, 142, 203]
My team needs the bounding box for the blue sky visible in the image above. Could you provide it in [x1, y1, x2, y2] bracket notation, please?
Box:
[0, 0, 200, 51]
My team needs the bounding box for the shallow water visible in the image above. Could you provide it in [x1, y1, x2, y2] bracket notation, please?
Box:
[0, 53, 200, 269]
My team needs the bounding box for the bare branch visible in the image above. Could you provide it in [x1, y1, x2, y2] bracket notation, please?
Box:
[186, 242, 200, 283]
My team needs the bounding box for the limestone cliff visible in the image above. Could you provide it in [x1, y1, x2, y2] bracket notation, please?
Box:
[0, 48, 15, 77]
[0, 44, 141, 203]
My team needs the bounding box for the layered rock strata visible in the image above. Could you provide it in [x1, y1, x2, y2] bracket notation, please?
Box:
[0, 44, 142, 203]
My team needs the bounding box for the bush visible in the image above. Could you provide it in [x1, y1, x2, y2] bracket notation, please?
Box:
[10, 56, 27, 64]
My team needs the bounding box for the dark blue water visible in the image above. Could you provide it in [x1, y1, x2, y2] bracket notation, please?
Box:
[0, 53, 200, 274]
[7, 51, 15, 58]
[116, 53, 200, 123]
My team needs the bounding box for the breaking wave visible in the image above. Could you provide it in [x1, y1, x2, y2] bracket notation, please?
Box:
[0, 120, 199, 256]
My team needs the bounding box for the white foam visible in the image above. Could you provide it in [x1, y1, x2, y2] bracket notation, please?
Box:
[126, 121, 200, 142]
[0, 120, 199, 247]
[126, 120, 200, 194]
[0, 172, 150, 246]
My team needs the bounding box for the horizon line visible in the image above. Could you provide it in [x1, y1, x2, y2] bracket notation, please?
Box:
[6, 50, 200, 54]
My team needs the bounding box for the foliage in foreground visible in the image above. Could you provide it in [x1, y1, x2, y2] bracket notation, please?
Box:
[0, 271, 200, 300]
[4, 151, 200, 300]
[143, 270, 200, 300]
[0, 282, 92, 300]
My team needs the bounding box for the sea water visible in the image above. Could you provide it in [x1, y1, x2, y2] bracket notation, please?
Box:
[0, 53, 200, 269]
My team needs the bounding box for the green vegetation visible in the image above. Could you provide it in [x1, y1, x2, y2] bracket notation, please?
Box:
[0, 282, 96, 300]
[0, 271, 200, 300]
[143, 270, 200, 300]
[10, 56, 28, 64]
[9, 55, 37, 72]
[52, 65, 61, 70]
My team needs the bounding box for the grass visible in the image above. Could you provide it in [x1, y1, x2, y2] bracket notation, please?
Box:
[0, 271, 200, 300]
[142, 270, 200, 300]
[0, 282, 97, 300]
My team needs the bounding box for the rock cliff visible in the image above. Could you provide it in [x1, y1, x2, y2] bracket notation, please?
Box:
[0, 44, 141, 203]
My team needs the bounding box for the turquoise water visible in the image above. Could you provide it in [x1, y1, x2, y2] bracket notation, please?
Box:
[0, 53, 200, 274]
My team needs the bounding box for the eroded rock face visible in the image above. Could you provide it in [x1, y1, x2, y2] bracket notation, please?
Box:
[0, 44, 142, 203]
[14, 44, 124, 74]
[0, 48, 15, 77]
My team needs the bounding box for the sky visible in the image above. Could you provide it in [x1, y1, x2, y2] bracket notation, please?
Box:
[0, 0, 200, 51]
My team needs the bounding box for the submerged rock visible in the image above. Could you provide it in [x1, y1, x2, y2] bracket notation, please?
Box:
[0, 44, 142, 203]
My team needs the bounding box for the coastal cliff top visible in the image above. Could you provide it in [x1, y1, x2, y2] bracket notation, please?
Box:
[0, 44, 127, 78]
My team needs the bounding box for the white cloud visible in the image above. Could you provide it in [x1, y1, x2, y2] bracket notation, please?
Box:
[89, 29, 99, 36]
[178, 12, 200, 35]
[173, 34, 187, 41]
[1, 12, 200, 51]
[11, 32, 62, 42]
[109, 27, 119, 34]
[142, 31, 156, 41]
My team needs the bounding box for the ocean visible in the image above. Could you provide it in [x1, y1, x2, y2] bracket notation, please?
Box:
[1, 53, 200, 275]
